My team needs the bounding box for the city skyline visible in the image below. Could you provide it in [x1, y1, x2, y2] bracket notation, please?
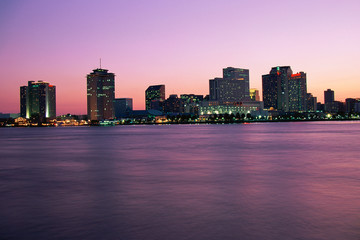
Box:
[1, 0, 360, 115]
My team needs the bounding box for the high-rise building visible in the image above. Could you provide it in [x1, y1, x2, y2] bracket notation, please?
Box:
[209, 67, 250, 102]
[20, 86, 27, 118]
[249, 88, 260, 101]
[306, 93, 317, 112]
[324, 89, 335, 113]
[324, 89, 334, 104]
[345, 98, 360, 113]
[145, 85, 165, 111]
[288, 72, 307, 112]
[262, 66, 307, 112]
[20, 81, 56, 121]
[114, 98, 133, 118]
[87, 68, 115, 121]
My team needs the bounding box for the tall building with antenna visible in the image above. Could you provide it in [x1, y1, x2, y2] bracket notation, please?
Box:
[87, 64, 115, 121]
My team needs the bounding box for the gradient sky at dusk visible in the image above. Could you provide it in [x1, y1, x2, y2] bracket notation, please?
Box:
[1, 0, 360, 115]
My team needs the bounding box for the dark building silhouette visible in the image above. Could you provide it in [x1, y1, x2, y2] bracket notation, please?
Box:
[87, 68, 115, 120]
[20, 81, 56, 120]
[324, 89, 335, 104]
[324, 89, 337, 113]
[20, 86, 27, 118]
[164, 94, 183, 113]
[145, 85, 165, 111]
[114, 98, 133, 118]
[345, 98, 360, 113]
[262, 66, 307, 112]
[209, 67, 250, 102]
[306, 93, 317, 112]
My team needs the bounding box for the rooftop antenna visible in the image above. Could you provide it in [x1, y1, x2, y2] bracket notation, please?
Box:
[100, 58, 102, 69]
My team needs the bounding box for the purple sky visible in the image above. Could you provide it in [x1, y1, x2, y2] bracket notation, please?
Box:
[1, 0, 360, 114]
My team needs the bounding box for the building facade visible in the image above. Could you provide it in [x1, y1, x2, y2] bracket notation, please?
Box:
[20, 81, 56, 120]
[114, 98, 133, 118]
[306, 93, 317, 112]
[345, 98, 360, 113]
[145, 85, 165, 111]
[250, 88, 260, 101]
[87, 68, 115, 121]
[209, 67, 250, 102]
[262, 66, 307, 112]
[288, 72, 307, 112]
[199, 100, 263, 116]
[324, 89, 335, 113]
[164, 94, 183, 114]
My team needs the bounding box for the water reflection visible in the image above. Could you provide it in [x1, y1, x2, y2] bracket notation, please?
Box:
[1, 122, 360, 239]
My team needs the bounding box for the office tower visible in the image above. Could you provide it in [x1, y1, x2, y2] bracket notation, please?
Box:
[324, 89, 335, 112]
[20, 81, 56, 120]
[87, 68, 115, 121]
[324, 89, 334, 104]
[249, 88, 260, 101]
[262, 66, 292, 111]
[114, 98, 133, 118]
[20, 86, 27, 118]
[145, 85, 165, 111]
[209, 67, 250, 102]
[306, 93, 317, 112]
[345, 98, 360, 113]
[288, 72, 307, 112]
[262, 66, 307, 112]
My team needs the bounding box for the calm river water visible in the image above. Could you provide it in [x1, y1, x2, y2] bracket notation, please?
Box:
[1, 122, 360, 240]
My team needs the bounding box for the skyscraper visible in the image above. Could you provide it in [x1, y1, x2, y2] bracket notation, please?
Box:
[288, 72, 307, 112]
[262, 66, 307, 112]
[87, 68, 115, 121]
[20, 81, 56, 120]
[145, 85, 165, 111]
[209, 67, 250, 102]
[324, 89, 334, 104]
[324, 89, 335, 113]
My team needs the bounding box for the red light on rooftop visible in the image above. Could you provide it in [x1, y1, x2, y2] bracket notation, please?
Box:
[291, 73, 302, 77]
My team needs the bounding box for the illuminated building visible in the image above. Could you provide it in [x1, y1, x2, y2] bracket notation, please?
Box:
[199, 101, 263, 116]
[262, 66, 307, 112]
[114, 98, 133, 118]
[145, 85, 165, 111]
[288, 72, 307, 112]
[209, 67, 250, 102]
[250, 88, 260, 101]
[20, 81, 56, 120]
[180, 94, 204, 114]
[87, 68, 115, 120]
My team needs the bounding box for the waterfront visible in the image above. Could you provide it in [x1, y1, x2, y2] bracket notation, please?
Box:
[1, 122, 360, 239]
